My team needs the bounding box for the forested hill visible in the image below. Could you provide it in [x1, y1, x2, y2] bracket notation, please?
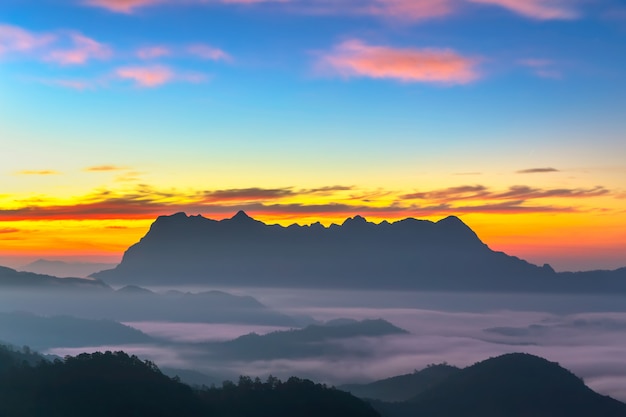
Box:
[0, 345, 379, 417]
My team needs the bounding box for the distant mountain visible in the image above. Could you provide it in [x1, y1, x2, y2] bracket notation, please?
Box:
[93, 212, 626, 292]
[19, 259, 117, 278]
[0, 266, 110, 291]
[0, 312, 153, 350]
[0, 283, 307, 327]
[208, 319, 408, 360]
[372, 353, 626, 417]
[339, 364, 460, 402]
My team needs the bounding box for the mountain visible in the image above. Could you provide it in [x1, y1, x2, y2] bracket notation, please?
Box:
[0, 312, 153, 350]
[0, 283, 307, 327]
[19, 259, 117, 278]
[88, 212, 541, 289]
[339, 364, 460, 402]
[372, 353, 626, 417]
[208, 319, 408, 360]
[92, 212, 625, 292]
[0, 266, 110, 290]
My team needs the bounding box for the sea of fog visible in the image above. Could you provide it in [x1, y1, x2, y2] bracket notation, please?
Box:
[44, 287, 626, 401]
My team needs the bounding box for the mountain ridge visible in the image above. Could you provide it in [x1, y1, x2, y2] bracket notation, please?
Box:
[92, 211, 625, 292]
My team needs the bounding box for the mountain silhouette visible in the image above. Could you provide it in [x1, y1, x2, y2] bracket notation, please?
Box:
[19, 260, 117, 278]
[93, 212, 626, 292]
[371, 353, 626, 417]
[0, 266, 109, 291]
[207, 319, 408, 360]
[339, 364, 460, 402]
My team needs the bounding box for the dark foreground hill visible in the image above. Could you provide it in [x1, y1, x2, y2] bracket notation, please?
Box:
[372, 353, 626, 417]
[93, 212, 626, 293]
[0, 345, 379, 417]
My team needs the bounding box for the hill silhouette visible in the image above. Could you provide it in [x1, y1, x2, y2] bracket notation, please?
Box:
[0, 345, 380, 417]
[0, 266, 109, 290]
[0, 285, 307, 326]
[19, 259, 117, 278]
[0, 312, 153, 350]
[339, 363, 460, 402]
[92, 212, 626, 292]
[372, 353, 626, 417]
[208, 319, 408, 360]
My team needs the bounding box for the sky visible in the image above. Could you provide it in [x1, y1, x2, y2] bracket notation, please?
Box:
[1, 0, 625, 272]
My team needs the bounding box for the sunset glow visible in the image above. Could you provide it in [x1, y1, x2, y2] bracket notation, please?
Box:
[1, 0, 625, 272]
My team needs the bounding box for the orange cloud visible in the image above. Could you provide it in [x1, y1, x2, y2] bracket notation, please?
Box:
[16, 170, 60, 175]
[319, 39, 479, 84]
[116, 65, 173, 87]
[187, 44, 231, 61]
[137, 45, 171, 59]
[517, 167, 559, 174]
[468, 0, 578, 20]
[0, 24, 55, 55]
[84, 165, 128, 172]
[46, 33, 111, 65]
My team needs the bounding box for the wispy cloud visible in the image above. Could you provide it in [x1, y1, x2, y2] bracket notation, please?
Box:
[115, 65, 208, 87]
[517, 167, 559, 174]
[46, 32, 112, 65]
[115, 65, 173, 87]
[137, 45, 171, 59]
[518, 58, 562, 79]
[83, 0, 164, 14]
[16, 170, 60, 175]
[468, 0, 578, 20]
[0, 228, 19, 234]
[187, 44, 232, 61]
[0, 24, 55, 55]
[84, 165, 128, 172]
[0, 181, 612, 222]
[318, 39, 480, 85]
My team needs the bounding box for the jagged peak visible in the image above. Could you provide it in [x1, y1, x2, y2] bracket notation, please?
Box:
[342, 215, 368, 226]
[230, 210, 255, 222]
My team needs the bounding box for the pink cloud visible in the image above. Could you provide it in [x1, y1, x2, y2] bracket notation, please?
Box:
[0, 24, 55, 55]
[364, 0, 453, 20]
[319, 39, 479, 85]
[46, 33, 112, 65]
[187, 44, 232, 61]
[116, 65, 173, 87]
[137, 45, 171, 59]
[468, 0, 578, 20]
[83, 0, 163, 13]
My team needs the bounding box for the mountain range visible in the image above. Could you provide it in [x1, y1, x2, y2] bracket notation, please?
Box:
[93, 211, 626, 293]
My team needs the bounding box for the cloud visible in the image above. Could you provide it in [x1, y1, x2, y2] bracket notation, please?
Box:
[202, 187, 295, 202]
[0, 228, 19, 234]
[16, 170, 60, 175]
[494, 185, 609, 200]
[83, 0, 164, 13]
[187, 44, 232, 61]
[318, 39, 479, 85]
[45, 32, 112, 65]
[517, 167, 559, 174]
[84, 165, 128, 172]
[468, 0, 578, 20]
[137, 45, 171, 59]
[115, 65, 174, 87]
[0, 24, 55, 56]
[518, 58, 562, 79]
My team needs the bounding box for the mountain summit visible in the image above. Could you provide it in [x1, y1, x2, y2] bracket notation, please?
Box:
[93, 212, 583, 290]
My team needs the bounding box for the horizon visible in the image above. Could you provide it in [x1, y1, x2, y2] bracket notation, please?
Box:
[1, 1, 625, 271]
[2, 210, 624, 274]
